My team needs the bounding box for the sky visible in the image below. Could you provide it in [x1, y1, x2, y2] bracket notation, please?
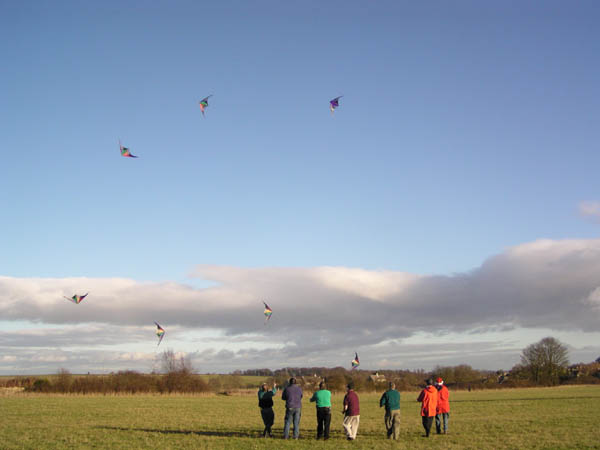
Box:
[1, 0, 599, 375]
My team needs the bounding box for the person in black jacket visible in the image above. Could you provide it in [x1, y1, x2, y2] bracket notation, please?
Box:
[257, 382, 278, 437]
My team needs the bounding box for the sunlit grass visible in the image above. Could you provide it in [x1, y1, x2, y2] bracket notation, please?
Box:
[2, 385, 599, 449]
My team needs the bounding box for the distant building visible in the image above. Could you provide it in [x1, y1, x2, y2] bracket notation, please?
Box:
[369, 372, 386, 383]
[568, 362, 600, 378]
[300, 374, 321, 389]
[497, 370, 510, 384]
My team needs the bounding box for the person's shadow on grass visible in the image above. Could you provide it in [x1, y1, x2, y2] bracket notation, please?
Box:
[96, 425, 254, 438]
[97, 425, 357, 440]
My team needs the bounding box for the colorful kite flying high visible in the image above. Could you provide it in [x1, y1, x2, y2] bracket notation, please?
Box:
[351, 352, 360, 369]
[263, 301, 273, 324]
[64, 293, 88, 304]
[329, 96, 343, 114]
[199, 95, 213, 116]
[119, 141, 138, 158]
[154, 322, 165, 347]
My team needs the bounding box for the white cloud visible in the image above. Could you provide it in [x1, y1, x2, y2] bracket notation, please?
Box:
[579, 201, 600, 222]
[116, 352, 155, 362]
[31, 353, 68, 363]
[585, 287, 600, 309]
[313, 267, 419, 301]
[1, 238, 600, 373]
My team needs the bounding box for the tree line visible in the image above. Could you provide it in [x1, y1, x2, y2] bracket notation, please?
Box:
[1, 337, 598, 394]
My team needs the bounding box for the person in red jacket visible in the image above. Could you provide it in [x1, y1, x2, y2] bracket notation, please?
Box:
[435, 377, 450, 434]
[416, 378, 438, 437]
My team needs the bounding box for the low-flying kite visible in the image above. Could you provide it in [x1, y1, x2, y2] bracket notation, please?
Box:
[64, 293, 88, 304]
[199, 95, 213, 116]
[154, 322, 165, 347]
[119, 140, 138, 158]
[263, 301, 273, 324]
[329, 96, 343, 114]
[351, 352, 360, 370]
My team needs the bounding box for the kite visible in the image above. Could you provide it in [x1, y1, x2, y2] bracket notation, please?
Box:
[351, 352, 360, 370]
[119, 140, 138, 158]
[154, 322, 165, 347]
[263, 301, 273, 324]
[329, 96, 343, 114]
[64, 293, 88, 304]
[199, 95, 213, 117]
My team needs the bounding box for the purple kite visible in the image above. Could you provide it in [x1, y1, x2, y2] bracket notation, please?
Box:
[329, 96, 343, 114]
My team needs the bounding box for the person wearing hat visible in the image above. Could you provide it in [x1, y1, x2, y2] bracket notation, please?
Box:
[257, 382, 277, 438]
[416, 378, 438, 437]
[310, 381, 332, 440]
[342, 382, 360, 440]
[379, 381, 401, 439]
[282, 377, 303, 439]
[435, 377, 450, 434]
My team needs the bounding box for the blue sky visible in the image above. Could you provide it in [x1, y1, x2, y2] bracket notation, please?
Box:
[1, 1, 600, 374]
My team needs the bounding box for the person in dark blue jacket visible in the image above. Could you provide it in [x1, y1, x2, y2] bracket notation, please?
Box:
[282, 377, 303, 439]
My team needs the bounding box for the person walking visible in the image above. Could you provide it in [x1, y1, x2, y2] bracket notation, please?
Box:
[257, 382, 277, 438]
[435, 377, 450, 434]
[380, 381, 401, 439]
[417, 378, 438, 437]
[282, 377, 303, 439]
[342, 382, 360, 441]
[310, 381, 332, 440]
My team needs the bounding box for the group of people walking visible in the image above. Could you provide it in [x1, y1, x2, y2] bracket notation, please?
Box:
[257, 376, 450, 440]
[416, 377, 450, 437]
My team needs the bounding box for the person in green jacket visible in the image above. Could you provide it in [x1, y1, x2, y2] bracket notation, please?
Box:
[380, 381, 401, 439]
[257, 382, 277, 437]
[310, 381, 332, 440]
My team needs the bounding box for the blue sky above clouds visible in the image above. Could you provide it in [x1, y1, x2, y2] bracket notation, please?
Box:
[1, 0, 599, 374]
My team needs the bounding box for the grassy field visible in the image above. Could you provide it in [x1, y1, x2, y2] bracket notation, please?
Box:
[2, 385, 599, 449]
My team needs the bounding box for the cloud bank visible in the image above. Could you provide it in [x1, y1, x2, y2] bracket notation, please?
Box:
[1, 238, 600, 373]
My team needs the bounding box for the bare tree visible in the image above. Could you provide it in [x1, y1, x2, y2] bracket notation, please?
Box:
[55, 368, 73, 393]
[160, 349, 194, 374]
[520, 337, 569, 385]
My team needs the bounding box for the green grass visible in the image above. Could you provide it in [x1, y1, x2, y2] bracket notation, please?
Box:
[2, 385, 599, 449]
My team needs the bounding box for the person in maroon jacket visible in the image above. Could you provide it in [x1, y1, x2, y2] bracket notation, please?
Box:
[342, 382, 360, 440]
